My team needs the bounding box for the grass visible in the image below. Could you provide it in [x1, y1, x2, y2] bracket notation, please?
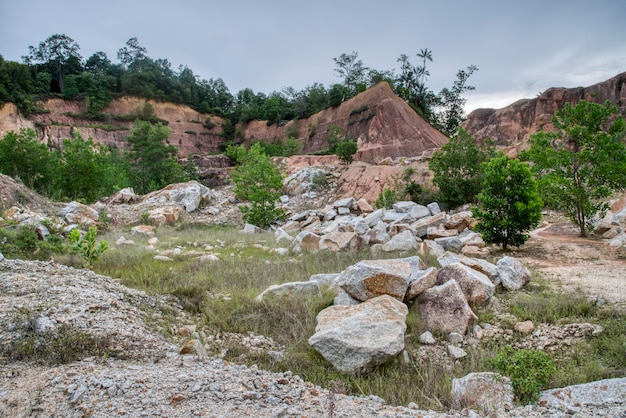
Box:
[2, 220, 625, 409]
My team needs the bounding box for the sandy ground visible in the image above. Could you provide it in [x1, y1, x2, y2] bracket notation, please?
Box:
[510, 219, 626, 308]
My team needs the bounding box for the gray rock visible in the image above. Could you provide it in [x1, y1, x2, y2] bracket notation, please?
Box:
[405, 267, 438, 301]
[412, 212, 446, 238]
[436, 262, 495, 306]
[438, 252, 500, 285]
[256, 281, 321, 302]
[497, 256, 531, 290]
[381, 230, 419, 252]
[447, 344, 467, 359]
[336, 258, 415, 302]
[418, 331, 436, 345]
[427, 202, 442, 215]
[434, 235, 463, 252]
[308, 295, 408, 373]
[333, 289, 361, 306]
[418, 280, 477, 335]
[451, 372, 514, 413]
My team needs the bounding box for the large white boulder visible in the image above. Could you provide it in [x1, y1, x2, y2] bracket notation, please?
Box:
[308, 295, 408, 374]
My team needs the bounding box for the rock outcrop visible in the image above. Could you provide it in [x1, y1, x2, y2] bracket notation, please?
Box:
[463, 71, 626, 153]
[240, 82, 448, 164]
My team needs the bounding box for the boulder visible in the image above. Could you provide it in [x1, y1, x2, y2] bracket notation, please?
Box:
[106, 187, 139, 204]
[292, 230, 322, 253]
[427, 202, 442, 215]
[283, 167, 330, 195]
[321, 231, 361, 252]
[451, 372, 514, 413]
[357, 198, 374, 213]
[497, 256, 531, 290]
[438, 252, 500, 285]
[58, 201, 99, 226]
[436, 263, 496, 306]
[256, 281, 321, 302]
[405, 267, 438, 301]
[147, 206, 181, 225]
[412, 212, 446, 238]
[381, 230, 419, 252]
[419, 239, 446, 258]
[131, 225, 155, 237]
[143, 180, 212, 212]
[444, 211, 474, 232]
[336, 258, 418, 302]
[274, 227, 293, 245]
[308, 295, 408, 374]
[417, 280, 477, 335]
[434, 235, 463, 252]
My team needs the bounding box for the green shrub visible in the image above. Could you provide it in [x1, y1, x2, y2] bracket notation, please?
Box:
[335, 139, 358, 163]
[375, 188, 397, 209]
[68, 227, 109, 269]
[490, 346, 555, 404]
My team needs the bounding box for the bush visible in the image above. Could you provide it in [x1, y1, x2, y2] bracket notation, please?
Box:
[68, 227, 109, 269]
[335, 139, 358, 163]
[490, 346, 555, 404]
[375, 188, 397, 209]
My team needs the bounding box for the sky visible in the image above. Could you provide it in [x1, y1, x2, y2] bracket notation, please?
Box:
[1, 0, 625, 113]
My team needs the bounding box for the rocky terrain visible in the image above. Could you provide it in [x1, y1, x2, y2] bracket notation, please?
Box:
[1, 164, 626, 417]
[463, 71, 626, 154]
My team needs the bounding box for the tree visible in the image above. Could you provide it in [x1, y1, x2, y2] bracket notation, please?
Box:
[523, 100, 626, 237]
[472, 156, 543, 251]
[0, 128, 57, 194]
[436, 65, 478, 137]
[333, 51, 369, 95]
[429, 128, 494, 209]
[125, 121, 189, 194]
[117, 37, 147, 70]
[231, 143, 285, 228]
[53, 131, 128, 203]
[24, 34, 82, 93]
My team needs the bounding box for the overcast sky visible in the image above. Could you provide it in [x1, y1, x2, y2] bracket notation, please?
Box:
[1, 0, 625, 112]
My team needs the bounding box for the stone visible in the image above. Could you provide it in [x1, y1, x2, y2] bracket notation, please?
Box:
[426, 227, 458, 239]
[427, 202, 441, 215]
[418, 331, 436, 345]
[497, 256, 531, 290]
[116, 236, 135, 245]
[308, 295, 408, 374]
[292, 230, 322, 253]
[418, 280, 477, 335]
[179, 339, 208, 359]
[392, 201, 418, 213]
[131, 225, 155, 237]
[436, 263, 495, 306]
[419, 240, 446, 258]
[412, 212, 446, 238]
[444, 211, 473, 232]
[333, 197, 356, 210]
[514, 320, 535, 334]
[451, 372, 514, 413]
[448, 332, 464, 344]
[308, 273, 340, 290]
[142, 180, 212, 213]
[363, 209, 385, 227]
[357, 198, 374, 213]
[438, 252, 500, 285]
[447, 344, 467, 359]
[283, 168, 330, 195]
[290, 210, 315, 222]
[333, 289, 361, 306]
[255, 281, 321, 302]
[274, 227, 293, 245]
[106, 187, 138, 203]
[381, 230, 419, 252]
[405, 267, 438, 301]
[58, 201, 99, 226]
[147, 206, 181, 225]
[240, 223, 264, 234]
[336, 258, 415, 302]
[320, 231, 360, 252]
[434, 235, 463, 252]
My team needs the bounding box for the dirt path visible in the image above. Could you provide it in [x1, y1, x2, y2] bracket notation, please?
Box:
[510, 220, 626, 308]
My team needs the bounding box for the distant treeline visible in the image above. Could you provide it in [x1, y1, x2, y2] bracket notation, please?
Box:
[1, 35, 477, 137]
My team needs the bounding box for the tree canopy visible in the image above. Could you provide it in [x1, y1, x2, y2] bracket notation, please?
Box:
[523, 100, 626, 237]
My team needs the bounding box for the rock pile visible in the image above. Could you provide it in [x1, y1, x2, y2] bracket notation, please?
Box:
[258, 252, 531, 374]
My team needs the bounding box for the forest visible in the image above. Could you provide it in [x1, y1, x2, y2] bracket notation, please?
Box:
[0, 34, 477, 137]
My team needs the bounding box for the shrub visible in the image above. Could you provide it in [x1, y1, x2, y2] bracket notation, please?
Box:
[68, 227, 109, 269]
[335, 139, 358, 163]
[490, 346, 555, 404]
[375, 188, 397, 209]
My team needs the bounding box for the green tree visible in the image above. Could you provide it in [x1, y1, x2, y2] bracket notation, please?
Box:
[333, 51, 369, 95]
[436, 65, 478, 137]
[335, 139, 358, 163]
[472, 156, 542, 251]
[0, 128, 57, 194]
[125, 121, 189, 194]
[429, 128, 494, 209]
[54, 131, 128, 203]
[231, 143, 285, 228]
[24, 33, 82, 93]
[523, 100, 626, 237]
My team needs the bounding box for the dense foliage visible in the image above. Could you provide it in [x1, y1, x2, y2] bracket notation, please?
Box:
[429, 128, 495, 209]
[1, 35, 477, 137]
[230, 143, 285, 228]
[0, 123, 194, 203]
[523, 100, 626, 237]
[472, 156, 543, 251]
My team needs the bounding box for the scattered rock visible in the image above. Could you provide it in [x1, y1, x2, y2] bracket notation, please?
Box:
[418, 280, 477, 335]
[451, 372, 514, 413]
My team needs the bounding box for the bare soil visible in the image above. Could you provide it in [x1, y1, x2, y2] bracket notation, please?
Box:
[507, 215, 626, 308]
